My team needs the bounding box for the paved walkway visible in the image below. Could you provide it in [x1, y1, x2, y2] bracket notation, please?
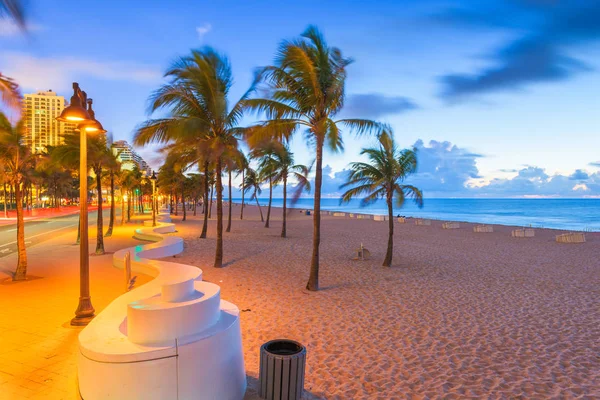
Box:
[0, 217, 153, 399]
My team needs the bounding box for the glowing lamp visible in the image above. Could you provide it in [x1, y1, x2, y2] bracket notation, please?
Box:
[56, 83, 92, 123]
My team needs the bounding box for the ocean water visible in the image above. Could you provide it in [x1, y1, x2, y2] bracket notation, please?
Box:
[232, 198, 600, 231]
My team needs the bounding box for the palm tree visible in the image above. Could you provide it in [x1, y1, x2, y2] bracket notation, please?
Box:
[271, 144, 311, 238]
[0, 1, 25, 28]
[0, 112, 35, 280]
[1, 1, 25, 109]
[242, 167, 264, 222]
[245, 26, 384, 290]
[251, 143, 278, 228]
[104, 147, 121, 237]
[134, 47, 251, 268]
[88, 134, 111, 254]
[0, 73, 21, 110]
[237, 153, 249, 220]
[340, 132, 423, 267]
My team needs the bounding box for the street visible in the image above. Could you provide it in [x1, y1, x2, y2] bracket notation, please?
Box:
[0, 210, 106, 258]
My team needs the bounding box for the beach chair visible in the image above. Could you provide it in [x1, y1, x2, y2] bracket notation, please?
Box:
[415, 219, 431, 226]
[373, 215, 387, 221]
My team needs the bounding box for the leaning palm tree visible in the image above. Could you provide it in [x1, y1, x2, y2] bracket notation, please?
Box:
[245, 25, 384, 290]
[0, 112, 35, 280]
[242, 167, 264, 222]
[340, 132, 423, 267]
[0, 0, 25, 28]
[134, 47, 251, 268]
[271, 144, 311, 238]
[0, 73, 21, 110]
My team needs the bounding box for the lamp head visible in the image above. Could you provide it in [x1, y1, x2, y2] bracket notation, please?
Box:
[56, 82, 92, 123]
[82, 99, 107, 134]
[150, 171, 157, 181]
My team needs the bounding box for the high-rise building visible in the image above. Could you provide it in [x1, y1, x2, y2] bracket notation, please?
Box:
[112, 140, 152, 175]
[22, 90, 76, 153]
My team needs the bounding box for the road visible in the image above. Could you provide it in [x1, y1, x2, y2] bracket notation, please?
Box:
[0, 210, 106, 258]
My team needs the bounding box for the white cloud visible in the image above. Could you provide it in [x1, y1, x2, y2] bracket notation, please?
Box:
[0, 52, 162, 91]
[573, 184, 589, 192]
[0, 20, 44, 36]
[196, 23, 212, 40]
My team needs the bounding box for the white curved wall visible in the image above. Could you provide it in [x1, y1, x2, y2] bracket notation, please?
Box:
[78, 212, 246, 400]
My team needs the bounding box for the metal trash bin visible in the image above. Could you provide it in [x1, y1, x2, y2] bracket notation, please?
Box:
[259, 339, 306, 400]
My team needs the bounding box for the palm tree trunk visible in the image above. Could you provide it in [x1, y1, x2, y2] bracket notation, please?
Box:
[127, 190, 132, 222]
[193, 196, 197, 216]
[307, 141, 323, 291]
[208, 183, 214, 218]
[3, 183, 8, 218]
[139, 189, 144, 214]
[281, 174, 287, 238]
[120, 192, 125, 225]
[13, 182, 27, 281]
[383, 194, 394, 267]
[255, 192, 264, 222]
[75, 214, 80, 243]
[182, 185, 187, 222]
[174, 193, 178, 216]
[226, 169, 232, 232]
[105, 172, 115, 237]
[265, 177, 272, 228]
[200, 162, 209, 239]
[214, 159, 223, 268]
[240, 169, 245, 220]
[169, 191, 174, 214]
[95, 171, 105, 255]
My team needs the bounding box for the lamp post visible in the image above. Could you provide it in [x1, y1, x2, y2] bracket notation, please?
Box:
[57, 82, 106, 326]
[150, 171, 157, 227]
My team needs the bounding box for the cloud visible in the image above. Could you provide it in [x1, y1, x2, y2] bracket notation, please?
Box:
[589, 161, 600, 168]
[342, 93, 418, 118]
[196, 23, 212, 40]
[436, 1, 600, 100]
[569, 169, 589, 180]
[0, 20, 44, 36]
[316, 138, 600, 198]
[1, 52, 161, 91]
[407, 139, 483, 195]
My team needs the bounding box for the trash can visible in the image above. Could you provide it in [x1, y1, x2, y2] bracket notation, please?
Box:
[259, 339, 306, 400]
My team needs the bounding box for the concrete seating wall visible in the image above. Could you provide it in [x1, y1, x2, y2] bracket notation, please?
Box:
[77, 211, 246, 400]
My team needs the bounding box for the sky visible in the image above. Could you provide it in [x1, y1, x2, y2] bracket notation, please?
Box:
[1, 0, 599, 198]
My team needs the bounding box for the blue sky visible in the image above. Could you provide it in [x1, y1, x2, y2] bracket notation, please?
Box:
[1, 0, 599, 197]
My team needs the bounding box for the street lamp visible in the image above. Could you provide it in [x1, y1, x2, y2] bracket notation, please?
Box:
[57, 82, 106, 326]
[150, 171, 157, 227]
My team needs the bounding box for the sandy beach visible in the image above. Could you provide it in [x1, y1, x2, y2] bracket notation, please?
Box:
[160, 204, 600, 399]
